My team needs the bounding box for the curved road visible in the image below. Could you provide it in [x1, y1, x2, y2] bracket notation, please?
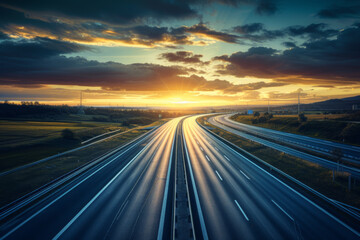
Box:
[0, 115, 359, 240]
[183, 115, 360, 240]
[212, 114, 360, 162]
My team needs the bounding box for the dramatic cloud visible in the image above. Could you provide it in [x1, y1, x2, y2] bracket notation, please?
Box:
[178, 23, 240, 43]
[317, 4, 360, 19]
[232, 23, 264, 34]
[232, 22, 338, 42]
[0, 0, 277, 27]
[214, 25, 360, 85]
[159, 51, 209, 65]
[0, 37, 284, 93]
[0, 6, 242, 47]
[255, 0, 277, 15]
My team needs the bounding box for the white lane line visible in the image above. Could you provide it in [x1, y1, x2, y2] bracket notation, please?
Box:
[271, 200, 294, 221]
[234, 200, 249, 221]
[223, 155, 230, 162]
[217, 138, 360, 238]
[196, 141, 199, 145]
[183, 132, 209, 240]
[214, 147, 219, 151]
[200, 147, 204, 151]
[205, 155, 210, 162]
[215, 170, 223, 181]
[157, 124, 177, 240]
[52, 135, 157, 240]
[240, 170, 250, 180]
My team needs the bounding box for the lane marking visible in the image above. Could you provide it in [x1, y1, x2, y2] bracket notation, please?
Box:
[271, 200, 294, 221]
[196, 141, 199, 145]
[183, 130, 209, 240]
[0, 124, 167, 240]
[157, 123, 178, 240]
[214, 147, 219, 151]
[239, 170, 250, 180]
[215, 170, 223, 181]
[200, 147, 204, 151]
[52, 142, 151, 240]
[234, 200, 249, 221]
[223, 155, 230, 162]
[205, 155, 210, 162]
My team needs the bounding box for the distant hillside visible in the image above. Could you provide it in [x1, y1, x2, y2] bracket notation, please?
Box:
[302, 95, 360, 111]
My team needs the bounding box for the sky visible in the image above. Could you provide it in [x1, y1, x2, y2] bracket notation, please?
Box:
[0, 0, 360, 107]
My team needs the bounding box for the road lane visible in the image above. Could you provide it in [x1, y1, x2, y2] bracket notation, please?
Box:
[0, 117, 183, 240]
[213, 114, 360, 162]
[183, 115, 360, 240]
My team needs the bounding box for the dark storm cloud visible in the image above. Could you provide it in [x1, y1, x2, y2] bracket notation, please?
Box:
[282, 41, 297, 48]
[0, 37, 282, 93]
[286, 23, 338, 40]
[0, 37, 90, 59]
[178, 23, 240, 43]
[0, 31, 9, 39]
[256, 0, 277, 15]
[0, 0, 277, 27]
[317, 4, 360, 19]
[0, 5, 241, 46]
[232, 23, 264, 34]
[159, 51, 209, 65]
[213, 25, 360, 84]
[232, 22, 338, 42]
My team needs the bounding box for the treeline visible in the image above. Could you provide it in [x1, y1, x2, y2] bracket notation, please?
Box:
[0, 102, 183, 120]
[0, 101, 77, 117]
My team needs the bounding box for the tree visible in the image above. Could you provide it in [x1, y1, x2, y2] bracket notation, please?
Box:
[340, 124, 360, 143]
[62, 129, 75, 140]
[253, 112, 260, 117]
[298, 113, 307, 122]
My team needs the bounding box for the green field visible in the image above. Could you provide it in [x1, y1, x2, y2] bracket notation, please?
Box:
[0, 120, 128, 172]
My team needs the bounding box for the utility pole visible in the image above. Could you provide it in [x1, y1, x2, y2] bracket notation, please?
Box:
[297, 90, 301, 115]
[77, 90, 85, 115]
[268, 98, 270, 113]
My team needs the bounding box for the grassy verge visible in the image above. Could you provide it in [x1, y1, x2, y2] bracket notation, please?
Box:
[0, 127, 151, 207]
[230, 114, 360, 145]
[199, 116, 360, 208]
[0, 118, 166, 172]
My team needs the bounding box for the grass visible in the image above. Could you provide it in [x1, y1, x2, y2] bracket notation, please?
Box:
[199, 116, 360, 208]
[0, 117, 168, 172]
[0, 127, 150, 207]
[0, 120, 128, 172]
[230, 114, 360, 145]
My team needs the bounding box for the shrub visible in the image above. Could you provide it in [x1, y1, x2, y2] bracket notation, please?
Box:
[61, 129, 75, 139]
[253, 112, 260, 117]
[298, 113, 307, 122]
[122, 121, 130, 127]
[340, 124, 360, 143]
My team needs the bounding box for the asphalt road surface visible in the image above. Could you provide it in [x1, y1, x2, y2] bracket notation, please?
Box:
[0, 115, 359, 240]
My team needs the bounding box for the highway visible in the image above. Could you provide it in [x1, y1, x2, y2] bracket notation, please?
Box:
[0, 115, 359, 239]
[208, 115, 360, 177]
[211, 114, 360, 162]
[0, 117, 182, 240]
[183, 115, 360, 239]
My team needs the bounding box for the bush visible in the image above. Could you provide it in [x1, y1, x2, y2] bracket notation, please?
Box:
[298, 113, 307, 122]
[340, 124, 360, 143]
[61, 129, 75, 140]
[253, 112, 260, 117]
[251, 118, 259, 124]
[258, 116, 267, 123]
[122, 121, 130, 127]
